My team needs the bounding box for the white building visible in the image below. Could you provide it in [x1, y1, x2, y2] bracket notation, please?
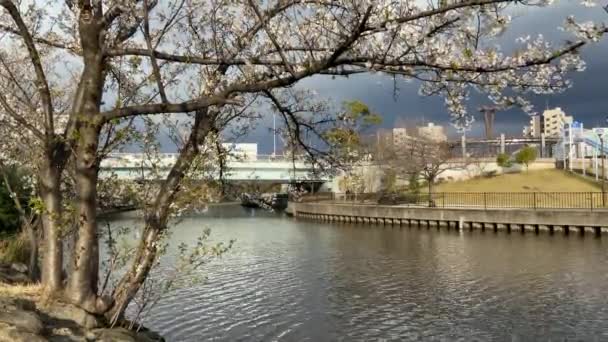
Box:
[392, 127, 408, 146]
[523, 107, 573, 138]
[417, 122, 447, 142]
[543, 107, 573, 137]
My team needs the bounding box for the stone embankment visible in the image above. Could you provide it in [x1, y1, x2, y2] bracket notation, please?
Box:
[288, 202, 608, 236]
[0, 263, 164, 342]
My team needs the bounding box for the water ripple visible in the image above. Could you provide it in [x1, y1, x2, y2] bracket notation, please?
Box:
[112, 208, 608, 341]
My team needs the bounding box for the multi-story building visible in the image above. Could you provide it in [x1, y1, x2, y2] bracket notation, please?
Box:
[523, 107, 573, 138]
[417, 123, 447, 142]
[392, 127, 408, 146]
[371, 123, 446, 154]
[543, 108, 573, 137]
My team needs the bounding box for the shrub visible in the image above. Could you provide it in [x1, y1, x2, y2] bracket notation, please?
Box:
[482, 170, 498, 178]
[496, 153, 512, 168]
[0, 232, 30, 265]
[515, 146, 538, 171]
[0, 166, 32, 235]
[408, 172, 421, 193]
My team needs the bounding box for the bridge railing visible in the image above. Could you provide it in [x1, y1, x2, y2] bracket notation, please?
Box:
[298, 192, 608, 211]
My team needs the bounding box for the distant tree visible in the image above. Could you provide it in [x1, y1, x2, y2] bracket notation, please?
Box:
[384, 135, 452, 196]
[408, 172, 421, 194]
[381, 169, 397, 193]
[496, 153, 513, 168]
[515, 146, 538, 171]
[324, 100, 382, 163]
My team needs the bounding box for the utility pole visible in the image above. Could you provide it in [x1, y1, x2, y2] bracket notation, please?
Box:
[601, 135, 606, 195]
[273, 113, 277, 157]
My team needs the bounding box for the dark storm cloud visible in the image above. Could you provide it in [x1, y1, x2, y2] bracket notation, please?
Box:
[231, 2, 608, 153]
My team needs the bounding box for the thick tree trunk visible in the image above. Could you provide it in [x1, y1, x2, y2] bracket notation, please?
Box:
[67, 125, 105, 312]
[65, 16, 107, 313]
[107, 111, 213, 323]
[40, 164, 63, 293]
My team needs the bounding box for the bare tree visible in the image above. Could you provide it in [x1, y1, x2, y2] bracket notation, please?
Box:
[385, 134, 452, 196]
[0, 0, 605, 324]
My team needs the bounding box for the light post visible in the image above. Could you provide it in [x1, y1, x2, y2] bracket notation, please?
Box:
[273, 113, 276, 157]
[593, 122, 607, 207]
[601, 135, 605, 195]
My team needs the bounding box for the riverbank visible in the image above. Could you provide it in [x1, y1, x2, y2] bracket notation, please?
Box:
[435, 169, 602, 192]
[289, 201, 608, 236]
[0, 266, 164, 342]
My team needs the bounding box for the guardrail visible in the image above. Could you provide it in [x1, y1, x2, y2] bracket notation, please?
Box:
[295, 192, 608, 211]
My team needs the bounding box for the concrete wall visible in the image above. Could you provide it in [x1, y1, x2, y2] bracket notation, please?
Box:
[289, 202, 607, 229]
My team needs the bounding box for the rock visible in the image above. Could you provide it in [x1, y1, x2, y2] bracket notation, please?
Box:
[39, 302, 102, 330]
[0, 271, 30, 285]
[89, 328, 138, 342]
[136, 329, 165, 342]
[0, 297, 42, 335]
[0, 310, 44, 334]
[0, 322, 48, 342]
[10, 263, 28, 273]
[48, 326, 80, 341]
[0, 263, 31, 285]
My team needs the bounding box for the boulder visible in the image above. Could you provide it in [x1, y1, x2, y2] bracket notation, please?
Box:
[136, 329, 166, 342]
[0, 297, 42, 335]
[10, 263, 28, 274]
[0, 322, 48, 342]
[0, 271, 30, 285]
[39, 302, 102, 330]
[88, 328, 138, 342]
[0, 310, 44, 334]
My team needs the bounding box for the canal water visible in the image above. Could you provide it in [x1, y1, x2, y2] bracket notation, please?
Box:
[110, 205, 608, 341]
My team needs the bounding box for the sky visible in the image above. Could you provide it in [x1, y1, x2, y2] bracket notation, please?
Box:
[243, 1, 608, 154]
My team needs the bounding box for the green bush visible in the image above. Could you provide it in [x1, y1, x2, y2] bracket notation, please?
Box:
[408, 172, 421, 193]
[515, 146, 538, 170]
[0, 233, 30, 265]
[496, 153, 512, 168]
[0, 166, 32, 235]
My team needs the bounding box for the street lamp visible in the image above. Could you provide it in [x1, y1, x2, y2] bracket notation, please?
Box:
[593, 118, 607, 206]
[600, 134, 605, 195]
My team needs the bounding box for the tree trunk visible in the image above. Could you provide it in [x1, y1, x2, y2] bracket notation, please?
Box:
[26, 222, 39, 281]
[107, 111, 213, 323]
[65, 16, 107, 313]
[427, 176, 434, 207]
[1, 167, 41, 281]
[67, 125, 105, 312]
[40, 164, 63, 293]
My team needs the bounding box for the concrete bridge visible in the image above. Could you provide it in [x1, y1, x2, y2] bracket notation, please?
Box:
[100, 153, 329, 183]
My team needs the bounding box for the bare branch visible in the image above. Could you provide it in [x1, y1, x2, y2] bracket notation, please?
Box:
[0, 0, 54, 136]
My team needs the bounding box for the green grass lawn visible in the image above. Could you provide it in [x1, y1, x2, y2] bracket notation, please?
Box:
[431, 170, 606, 208]
[435, 169, 602, 193]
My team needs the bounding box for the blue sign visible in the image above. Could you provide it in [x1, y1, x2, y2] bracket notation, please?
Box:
[571, 121, 582, 129]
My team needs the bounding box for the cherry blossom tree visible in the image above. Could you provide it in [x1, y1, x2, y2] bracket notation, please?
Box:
[0, 0, 606, 323]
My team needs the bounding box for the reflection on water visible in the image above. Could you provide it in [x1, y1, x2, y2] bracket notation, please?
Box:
[109, 205, 608, 341]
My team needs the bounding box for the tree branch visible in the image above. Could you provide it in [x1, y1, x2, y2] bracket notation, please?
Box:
[0, 0, 54, 136]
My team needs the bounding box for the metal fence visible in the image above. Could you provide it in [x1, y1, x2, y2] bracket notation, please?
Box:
[299, 192, 608, 210]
